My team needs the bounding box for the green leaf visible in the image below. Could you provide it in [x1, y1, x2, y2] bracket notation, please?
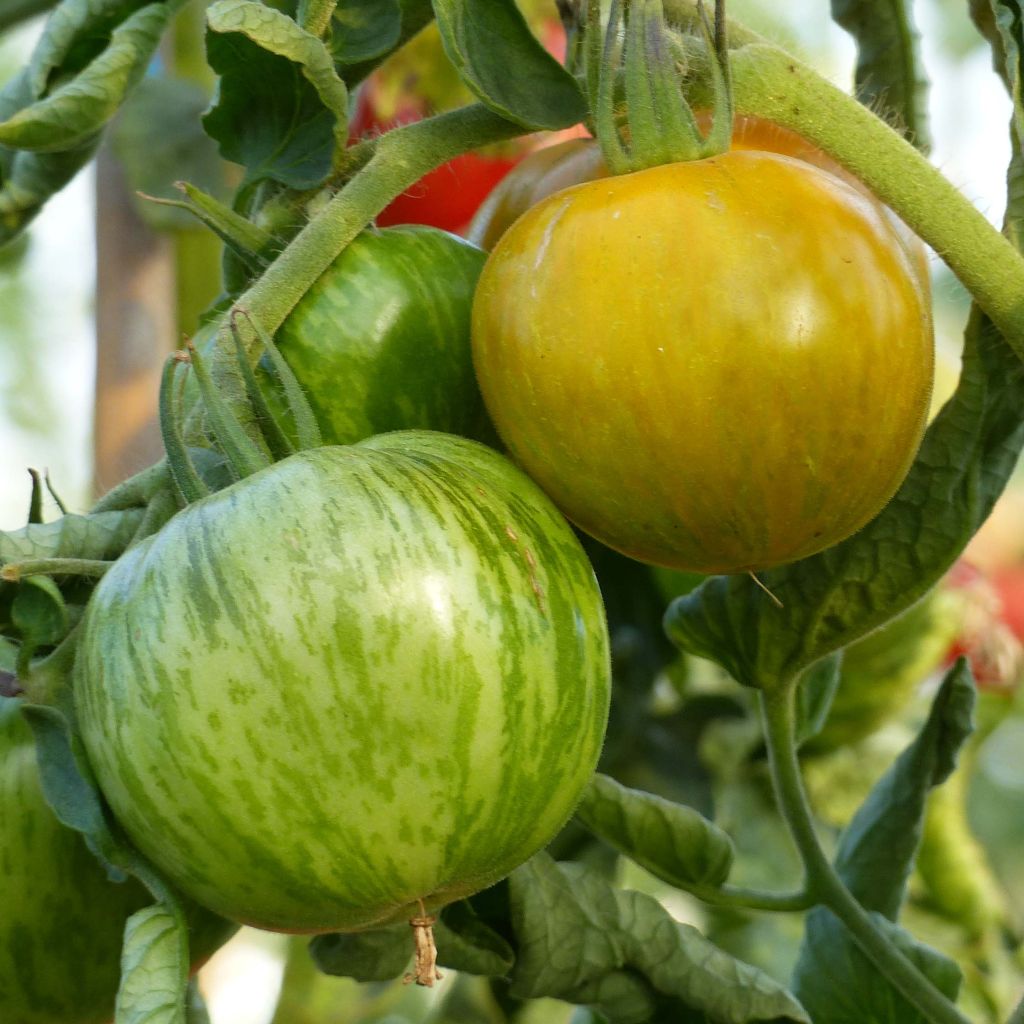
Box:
[21, 702, 112, 847]
[186, 980, 211, 1024]
[116, 903, 191, 1024]
[204, 0, 349, 188]
[0, 0, 186, 152]
[989, 2, 1024, 149]
[431, 0, 587, 131]
[830, 0, 930, 150]
[309, 926, 411, 981]
[1009, 994, 1024, 1024]
[11, 575, 67, 655]
[0, 508, 146, 566]
[331, 0, 401, 64]
[0, 67, 99, 242]
[310, 900, 514, 982]
[792, 911, 960, 1024]
[111, 76, 229, 232]
[575, 773, 735, 890]
[794, 652, 842, 747]
[665, 309, 1024, 691]
[790, 665, 972, 1022]
[435, 900, 515, 977]
[509, 854, 810, 1024]
[338, 0, 434, 85]
[832, 661, 976, 917]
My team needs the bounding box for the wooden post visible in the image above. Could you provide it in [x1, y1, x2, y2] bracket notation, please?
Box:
[92, 140, 177, 497]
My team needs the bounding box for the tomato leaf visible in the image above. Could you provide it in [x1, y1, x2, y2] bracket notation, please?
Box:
[431, 0, 587, 131]
[116, 903, 192, 1024]
[435, 901, 515, 976]
[986, 1, 1024, 150]
[204, 0, 349, 189]
[0, 0, 186, 152]
[794, 652, 842, 747]
[311, 899, 515, 981]
[832, 660, 975, 917]
[10, 576, 67, 659]
[508, 853, 810, 1023]
[330, 0, 401, 64]
[23, 702, 217, 1024]
[309, 928, 411, 982]
[0, 508, 145, 565]
[791, 911, 961, 1024]
[830, 0, 930, 150]
[574, 773, 735, 890]
[790, 663, 972, 1021]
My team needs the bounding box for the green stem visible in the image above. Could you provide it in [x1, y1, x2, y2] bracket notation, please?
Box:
[237, 103, 526, 337]
[1, 558, 112, 582]
[760, 688, 971, 1024]
[686, 881, 813, 913]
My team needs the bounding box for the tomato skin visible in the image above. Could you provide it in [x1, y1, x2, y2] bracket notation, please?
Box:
[472, 152, 934, 573]
[248, 226, 489, 445]
[468, 119, 931, 295]
[75, 433, 610, 933]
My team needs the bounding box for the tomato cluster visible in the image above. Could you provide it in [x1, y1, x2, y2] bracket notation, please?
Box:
[3, 96, 936, 1017]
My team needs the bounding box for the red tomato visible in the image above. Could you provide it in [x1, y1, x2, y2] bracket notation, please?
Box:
[350, 18, 582, 234]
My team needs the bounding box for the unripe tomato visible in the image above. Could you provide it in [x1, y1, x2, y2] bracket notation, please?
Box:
[75, 433, 610, 933]
[472, 152, 934, 573]
[0, 698, 232, 1023]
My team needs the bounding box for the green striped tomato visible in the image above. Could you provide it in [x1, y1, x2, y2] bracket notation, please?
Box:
[0, 698, 232, 1023]
[261, 226, 491, 445]
[76, 433, 610, 933]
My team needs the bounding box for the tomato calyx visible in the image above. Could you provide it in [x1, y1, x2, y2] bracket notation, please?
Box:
[588, 0, 732, 174]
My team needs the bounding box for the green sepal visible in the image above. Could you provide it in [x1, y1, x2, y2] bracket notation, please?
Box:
[187, 339, 273, 480]
[141, 183, 272, 273]
[228, 315, 296, 462]
[233, 308, 322, 451]
[27, 468, 44, 525]
[159, 355, 211, 506]
[575, 772, 735, 890]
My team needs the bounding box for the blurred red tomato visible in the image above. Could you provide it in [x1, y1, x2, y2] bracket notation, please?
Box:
[351, 15, 583, 234]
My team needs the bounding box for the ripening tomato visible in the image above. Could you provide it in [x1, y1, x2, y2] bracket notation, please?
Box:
[472, 151, 934, 573]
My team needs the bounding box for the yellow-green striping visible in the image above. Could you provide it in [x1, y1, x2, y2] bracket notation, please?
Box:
[264, 226, 490, 446]
[76, 433, 610, 933]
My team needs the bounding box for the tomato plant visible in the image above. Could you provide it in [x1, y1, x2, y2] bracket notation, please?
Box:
[472, 150, 934, 573]
[75, 432, 610, 934]
[4, 1, 1024, 1022]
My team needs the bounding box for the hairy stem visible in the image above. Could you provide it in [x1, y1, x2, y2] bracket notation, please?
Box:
[760, 687, 971, 1024]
